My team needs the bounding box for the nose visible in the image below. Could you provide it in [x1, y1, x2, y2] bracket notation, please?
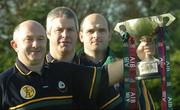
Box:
[32, 40, 39, 48]
[61, 29, 69, 38]
[92, 31, 100, 38]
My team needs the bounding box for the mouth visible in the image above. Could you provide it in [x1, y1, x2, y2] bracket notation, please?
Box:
[30, 49, 42, 54]
[60, 41, 72, 45]
[61, 41, 71, 43]
[92, 40, 102, 44]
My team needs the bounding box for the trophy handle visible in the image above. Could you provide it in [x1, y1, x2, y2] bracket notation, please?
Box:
[114, 22, 127, 36]
[159, 13, 176, 26]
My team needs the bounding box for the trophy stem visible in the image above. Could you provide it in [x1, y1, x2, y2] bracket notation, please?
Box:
[145, 54, 153, 61]
[136, 53, 160, 80]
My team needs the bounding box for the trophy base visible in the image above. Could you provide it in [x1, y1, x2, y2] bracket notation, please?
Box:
[137, 59, 160, 80]
[136, 72, 160, 80]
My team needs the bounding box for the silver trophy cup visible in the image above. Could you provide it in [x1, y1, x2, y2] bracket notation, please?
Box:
[114, 13, 175, 80]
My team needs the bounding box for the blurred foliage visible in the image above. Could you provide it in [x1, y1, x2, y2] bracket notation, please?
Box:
[0, 0, 179, 109]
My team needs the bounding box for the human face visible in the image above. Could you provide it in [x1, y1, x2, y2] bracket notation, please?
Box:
[11, 22, 47, 66]
[47, 17, 78, 55]
[80, 15, 111, 53]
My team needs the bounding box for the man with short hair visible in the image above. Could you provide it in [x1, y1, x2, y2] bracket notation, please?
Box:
[79, 13, 155, 109]
[46, 7, 79, 63]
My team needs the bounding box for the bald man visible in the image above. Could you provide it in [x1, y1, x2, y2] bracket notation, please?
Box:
[79, 13, 112, 65]
[79, 13, 155, 109]
[0, 20, 48, 110]
[12, 20, 47, 73]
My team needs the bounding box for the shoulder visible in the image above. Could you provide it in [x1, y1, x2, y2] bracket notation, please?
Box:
[0, 66, 16, 83]
[76, 48, 84, 56]
[48, 61, 95, 73]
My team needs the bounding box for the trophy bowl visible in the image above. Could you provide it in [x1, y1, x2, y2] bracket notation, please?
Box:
[115, 13, 175, 40]
[114, 13, 175, 80]
[124, 17, 157, 39]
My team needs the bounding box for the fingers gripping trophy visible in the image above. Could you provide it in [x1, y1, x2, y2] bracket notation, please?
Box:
[114, 13, 175, 109]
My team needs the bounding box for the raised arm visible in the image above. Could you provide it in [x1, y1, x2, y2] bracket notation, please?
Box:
[107, 39, 154, 86]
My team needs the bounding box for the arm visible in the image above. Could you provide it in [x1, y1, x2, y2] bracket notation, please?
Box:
[107, 59, 124, 86]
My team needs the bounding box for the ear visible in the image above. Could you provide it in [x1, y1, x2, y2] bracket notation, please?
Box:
[108, 30, 112, 41]
[46, 31, 51, 39]
[79, 31, 84, 43]
[10, 40, 18, 52]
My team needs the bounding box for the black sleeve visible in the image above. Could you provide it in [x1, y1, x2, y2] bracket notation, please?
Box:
[0, 74, 7, 110]
[0, 73, 3, 110]
[0, 69, 13, 110]
[0, 85, 2, 110]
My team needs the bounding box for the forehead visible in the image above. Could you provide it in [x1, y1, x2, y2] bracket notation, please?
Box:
[82, 15, 108, 29]
[51, 17, 76, 28]
[18, 23, 46, 38]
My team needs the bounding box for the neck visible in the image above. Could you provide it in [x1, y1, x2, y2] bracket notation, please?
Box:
[84, 49, 106, 63]
[18, 57, 44, 75]
[50, 49, 75, 63]
[28, 63, 44, 75]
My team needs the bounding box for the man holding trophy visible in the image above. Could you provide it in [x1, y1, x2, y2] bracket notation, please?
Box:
[114, 13, 175, 110]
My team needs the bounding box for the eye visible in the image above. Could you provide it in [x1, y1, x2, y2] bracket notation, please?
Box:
[87, 29, 94, 34]
[37, 35, 46, 41]
[55, 28, 63, 33]
[25, 38, 33, 42]
[67, 28, 75, 32]
[98, 28, 106, 33]
[38, 37, 44, 40]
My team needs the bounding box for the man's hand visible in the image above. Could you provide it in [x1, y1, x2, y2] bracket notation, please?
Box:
[136, 37, 155, 60]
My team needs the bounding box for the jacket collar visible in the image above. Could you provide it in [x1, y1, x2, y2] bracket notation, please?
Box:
[46, 52, 80, 64]
[15, 58, 32, 75]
